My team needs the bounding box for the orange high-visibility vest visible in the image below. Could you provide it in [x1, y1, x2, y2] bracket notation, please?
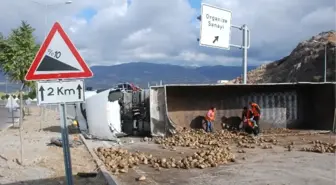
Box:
[205, 109, 215, 121]
[246, 110, 254, 128]
[251, 103, 260, 117]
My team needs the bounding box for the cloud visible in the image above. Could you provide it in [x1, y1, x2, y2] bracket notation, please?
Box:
[0, 0, 335, 67]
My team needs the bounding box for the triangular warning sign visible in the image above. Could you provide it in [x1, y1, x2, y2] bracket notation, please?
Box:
[25, 22, 93, 81]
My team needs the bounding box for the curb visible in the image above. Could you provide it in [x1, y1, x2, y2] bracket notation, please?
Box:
[79, 134, 119, 185]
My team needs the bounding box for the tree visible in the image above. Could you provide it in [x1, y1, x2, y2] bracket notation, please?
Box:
[0, 21, 39, 90]
[0, 21, 40, 165]
[28, 89, 37, 99]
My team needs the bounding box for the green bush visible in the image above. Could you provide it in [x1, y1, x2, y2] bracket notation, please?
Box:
[23, 94, 29, 100]
[28, 90, 36, 99]
[1, 95, 6, 100]
[12, 95, 16, 99]
[17, 93, 29, 100]
[5, 94, 9, 99]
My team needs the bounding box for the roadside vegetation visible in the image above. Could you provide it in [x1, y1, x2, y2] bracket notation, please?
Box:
[0, 20, 39, 164]
[0, 20, 38, 102]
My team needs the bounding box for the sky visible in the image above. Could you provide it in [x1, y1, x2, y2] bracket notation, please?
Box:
[0, 0, 335, 67]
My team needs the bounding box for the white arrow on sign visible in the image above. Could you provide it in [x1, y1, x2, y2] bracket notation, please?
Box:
[37, 80, 85, 105]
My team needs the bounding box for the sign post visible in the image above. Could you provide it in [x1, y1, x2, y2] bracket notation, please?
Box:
[198, 3, 251, 84]
[25, 22, 93, 185]
[25, 98, 32, 115]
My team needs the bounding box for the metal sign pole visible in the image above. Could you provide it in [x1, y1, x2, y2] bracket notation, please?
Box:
[40, 107, 44, 130]
[229, 24, 250, 84]
[24, 21, 91, 185]
[11, 97, 14, 125]
[43, 105, 47, 123]
[197, 4, 251, 85]
[59, 103, 74, 185]
[242, 24, 248, 84]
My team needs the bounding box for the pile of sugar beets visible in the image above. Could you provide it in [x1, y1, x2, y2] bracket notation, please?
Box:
[96, 129, 243, 174]
[301, 140, 336, 153]
[96, 128, 335, 174]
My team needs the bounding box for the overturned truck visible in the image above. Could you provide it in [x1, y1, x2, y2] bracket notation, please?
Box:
[150, 82, 336, 137]
[74, 88, 150, 140]
[74, 82, 335, 140]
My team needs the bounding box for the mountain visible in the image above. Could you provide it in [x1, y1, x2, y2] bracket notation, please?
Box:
[86, 63, 256, 88]
[230, 31, 336, 83]
[0, 63, 257, 91]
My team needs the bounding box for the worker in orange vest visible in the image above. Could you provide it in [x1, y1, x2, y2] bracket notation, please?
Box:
[241, 107, 252, 129]
[205, 107, 216, 132]
[249, 102, 261, 134]
[241, 106, 258, 135]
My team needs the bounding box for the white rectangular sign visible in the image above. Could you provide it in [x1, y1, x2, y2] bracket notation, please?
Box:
[37, 80, 85, 105]
[199, 3, 232, 50]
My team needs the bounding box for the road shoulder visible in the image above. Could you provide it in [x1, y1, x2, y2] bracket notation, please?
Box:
[0, 107, 106, 185]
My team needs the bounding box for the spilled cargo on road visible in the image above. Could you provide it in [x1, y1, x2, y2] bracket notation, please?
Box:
[150, 82, 336, 137]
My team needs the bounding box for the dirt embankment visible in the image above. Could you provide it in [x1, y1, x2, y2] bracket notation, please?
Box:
[230, 31, 336, 84]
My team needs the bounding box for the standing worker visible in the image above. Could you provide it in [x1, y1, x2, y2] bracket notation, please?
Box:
[205, 107, 216, 132]
[249, 102, 261, 134]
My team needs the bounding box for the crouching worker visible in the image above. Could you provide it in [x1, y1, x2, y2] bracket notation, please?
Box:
[241, 107, 259, 136]
[205, 107, 216, 132]
[249, 102, 261, 134]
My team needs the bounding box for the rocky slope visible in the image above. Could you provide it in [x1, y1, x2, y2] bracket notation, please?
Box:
[231, 31, 336, 84]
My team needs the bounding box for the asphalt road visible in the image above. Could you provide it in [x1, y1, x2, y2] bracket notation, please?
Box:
[0, 107, 14, 130]
[0, 100, 21, 130]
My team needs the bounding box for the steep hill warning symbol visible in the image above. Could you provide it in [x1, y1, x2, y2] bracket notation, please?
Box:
[25, 22, 93, 81]
[37, 51, 80, 71]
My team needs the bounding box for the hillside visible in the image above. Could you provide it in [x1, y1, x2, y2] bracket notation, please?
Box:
[231, 31, 336, 84]
[0, 64, 257, 91]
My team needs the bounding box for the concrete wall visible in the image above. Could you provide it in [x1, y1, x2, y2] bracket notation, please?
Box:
[163, 83, 335, 133]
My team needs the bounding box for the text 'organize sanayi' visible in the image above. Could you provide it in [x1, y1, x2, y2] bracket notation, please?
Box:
[206, 14, 228, 30]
